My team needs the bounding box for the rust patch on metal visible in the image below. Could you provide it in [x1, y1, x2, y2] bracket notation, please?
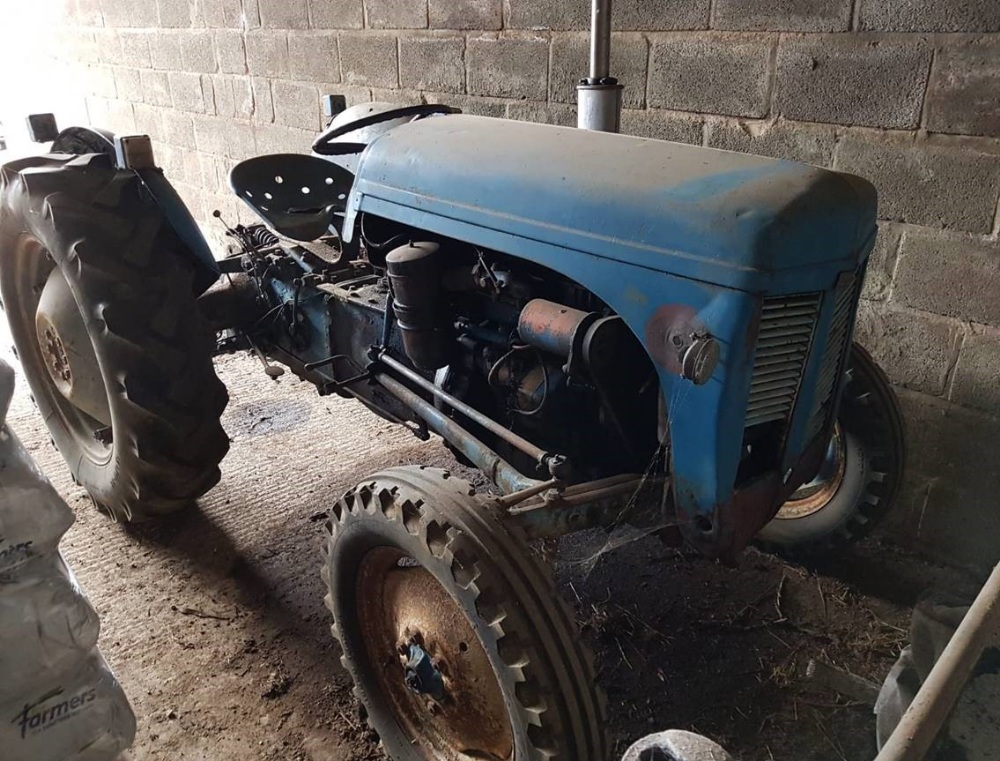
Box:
[644, 304, 703, 374]
[517, 298, 596, 358]
[357, 547, 513, 760]
[678, 433, 831, 561]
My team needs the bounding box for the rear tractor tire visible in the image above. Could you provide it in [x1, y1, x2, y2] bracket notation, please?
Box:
[0, 152, 229, 520]
[757, 343, 905, 558]
[322, 466, 608, 760]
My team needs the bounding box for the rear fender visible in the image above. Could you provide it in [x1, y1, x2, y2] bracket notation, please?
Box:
[49, 126, 220, 295]
[136, 167, 220, 294]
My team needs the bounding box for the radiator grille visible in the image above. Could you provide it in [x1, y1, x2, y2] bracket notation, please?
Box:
[806, 274, 860, 442]
[745, 293, 822, 429]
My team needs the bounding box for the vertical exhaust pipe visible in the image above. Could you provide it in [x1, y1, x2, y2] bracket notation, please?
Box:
[577, 0, 623, 133]
[588, 0, 612, 81]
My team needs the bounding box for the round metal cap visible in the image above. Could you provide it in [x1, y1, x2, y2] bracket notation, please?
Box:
[681, 337, 720, 386]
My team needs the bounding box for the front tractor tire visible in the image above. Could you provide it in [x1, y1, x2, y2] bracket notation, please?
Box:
[757, 343, 906, 558]
[323, 466, 607, 761]
[0, 152, 229, 520]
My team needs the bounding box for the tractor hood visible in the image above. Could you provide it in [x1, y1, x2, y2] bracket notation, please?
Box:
[344, 115, 877, 292]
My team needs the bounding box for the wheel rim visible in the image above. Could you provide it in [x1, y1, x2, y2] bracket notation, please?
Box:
[356, 546, 514, 760]
[774, 423, 847, 520]
[6, 234, 113, 463]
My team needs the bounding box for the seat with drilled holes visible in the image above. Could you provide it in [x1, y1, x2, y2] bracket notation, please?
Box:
[229, 154, 355, 242]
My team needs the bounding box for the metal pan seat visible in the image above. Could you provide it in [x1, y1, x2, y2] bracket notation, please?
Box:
[229, 153, 355, 242]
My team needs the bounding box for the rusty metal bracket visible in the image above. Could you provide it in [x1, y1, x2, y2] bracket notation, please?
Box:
[506, 474, 669, 540]
[494, 478, 563, 509]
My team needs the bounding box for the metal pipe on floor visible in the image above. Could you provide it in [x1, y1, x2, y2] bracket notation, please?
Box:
[875, 561, 1000, 761]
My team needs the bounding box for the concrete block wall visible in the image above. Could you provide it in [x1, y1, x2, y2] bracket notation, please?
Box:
[10, 0, 1000, 569]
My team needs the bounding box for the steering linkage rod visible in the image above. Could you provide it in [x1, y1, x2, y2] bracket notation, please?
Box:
[373, 350, 571, 482]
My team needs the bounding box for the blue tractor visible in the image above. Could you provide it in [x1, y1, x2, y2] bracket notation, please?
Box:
[0, 101, 904, 759]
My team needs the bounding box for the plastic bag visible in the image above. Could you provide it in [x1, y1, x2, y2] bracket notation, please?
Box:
[874, 590, 973, 749]
[0, 652, 136, 761]
[0, 553, 101, 702]
[0, 427, 75, 576]
[0, 360, 136, 760]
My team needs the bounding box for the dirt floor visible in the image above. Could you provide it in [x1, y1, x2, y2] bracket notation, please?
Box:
[3, 349, 974, 761]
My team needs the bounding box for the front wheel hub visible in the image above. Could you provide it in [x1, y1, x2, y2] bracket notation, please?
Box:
[776, 423, 847, 519]
[400, 640, 446, 701]
[34, 267, 111, 426]
[358, 547, 514, 759]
